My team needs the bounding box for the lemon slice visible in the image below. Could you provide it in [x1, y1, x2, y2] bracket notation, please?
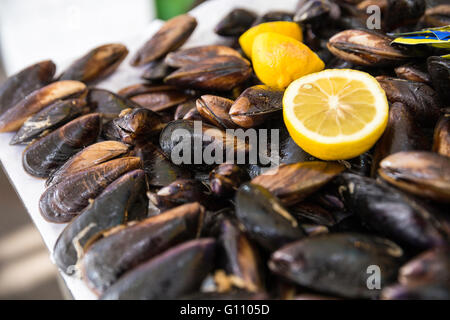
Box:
[283, 69, 389, 160]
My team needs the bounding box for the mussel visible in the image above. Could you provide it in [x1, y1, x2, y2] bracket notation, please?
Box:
[133, 141, 193, 188]
[159, 120, 250, 168]
[82, 202, 204, 294]
[327, 29, 411, 66]
[165, 45, 243, 68]
[433, 115, 450, 158]
[174, 100, 196, 120]
[209, 163, 249, 198]
[100, 238, 216, 300]
[0, 80, 86, 132]
[384, 0, 426, 30]
[10, 98, 88, 145]
[381, 282, 450, 300]
[371, 102, 430, 175]
[235, 183, 305, 252]
[251, 161, 345, 205]
[269, 233, 404, 299]
[59, 44, 128, 83]
[22, 113, 101, 178]
[218, 219, 263, 292]
[395, 63, 430, 83]
[141, 60, 173, 81]
[164, 56, 252, 91]
[399, 246, 450, 286]
[130, 14, 197, 66]
[148, 179, 209, 210]
[0, 60, 55, 115]
[87, 88, 141, 121]
[337, 173, 446, 249]
[196, 95, 238, 129]
[46, 140, 129, 186]
[379, 151, 450, 203]
[215, 9, 257, 36]
[53, 169, 148, 275]
[376, 77, 442, 128]
[102, 108, 165, 145]
[427, 56, 450, 103]
[130, 90, 191, 112]
[39, 157, 141, 223]
[229, 85, 284, 128]
[294, 0, 340, 23]
[423, 4, 450, 27]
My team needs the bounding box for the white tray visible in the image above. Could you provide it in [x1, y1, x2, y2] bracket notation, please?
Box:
[0, 0, 298, 300]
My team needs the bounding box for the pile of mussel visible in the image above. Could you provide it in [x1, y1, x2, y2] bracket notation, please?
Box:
[0, 0, 449, 300]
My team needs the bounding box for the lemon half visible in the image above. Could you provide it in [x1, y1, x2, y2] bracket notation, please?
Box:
[283, 69, 389, 160]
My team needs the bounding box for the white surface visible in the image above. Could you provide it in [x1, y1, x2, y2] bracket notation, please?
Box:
[0, 0, 298, 300]
[0, 0, 155, 75]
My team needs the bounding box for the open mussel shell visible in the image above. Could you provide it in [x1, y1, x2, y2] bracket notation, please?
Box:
[427, 56, 450, 103]
[433, 115, 450, 158]
[165, 45, 243, 68]
[0, 80, 87, 132]
[39, 157, 141, 223]
[327, 29, 412, 67]
[209, 163, 250, 198]
[130, 14, 197, 66]
[87, 88, 141, 121]
[100, 238, 216, 300]
[371, 102, 430, 175]
[269, 233, 403, 299]
[0, 60, 56, 115]
[235, 183, 305, 252]
[251, 161, 345, 205]
[196, 95, 238, 129]
[159, 120, 250, 168]
[218, 219, 263, 293]
[337, 173, 446, 249]
[379, 151, 450, 203]
[103, 108, 165, 145]
[376, 77, 442, 128]
[10, 98, 88, 145]
[133, 141, 192, 188]
[81, 202, 204, 294]
[53, 169, 148, 275]
[215, 8, 257, 36]
[164, 55, 252, 91]
[59, 43, 128, 83]
[46, 141, 129, 187]
[229, 85, 283, 128]
[22, 113, 101, 178]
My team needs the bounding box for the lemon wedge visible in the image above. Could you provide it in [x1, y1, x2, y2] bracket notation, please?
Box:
[239, 21, 303, 58]
[283, 69, 389, 160]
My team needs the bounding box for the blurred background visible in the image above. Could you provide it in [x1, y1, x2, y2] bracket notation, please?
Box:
[0, 0, 204, 300]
